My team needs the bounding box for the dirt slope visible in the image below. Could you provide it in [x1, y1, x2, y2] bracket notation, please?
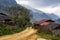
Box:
[0, 27, 38, 40]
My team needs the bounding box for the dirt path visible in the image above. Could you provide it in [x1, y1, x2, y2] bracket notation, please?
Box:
[0, 27, 38, 40]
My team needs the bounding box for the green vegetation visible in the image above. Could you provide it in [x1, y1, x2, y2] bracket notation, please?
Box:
[0, 6, 32, 36]
[37, 31, 60, 40]
[7, 6, 32, 27]
[33, 25, 60, 40]
[0, 25, 25, 36]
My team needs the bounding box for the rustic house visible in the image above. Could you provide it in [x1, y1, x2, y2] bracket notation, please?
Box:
[33, 19, 60, 34]
[33, 19, 58, 26]
[0, 13, 12, 24]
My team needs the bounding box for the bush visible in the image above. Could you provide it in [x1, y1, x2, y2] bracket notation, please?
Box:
[0, 24, 26, 36]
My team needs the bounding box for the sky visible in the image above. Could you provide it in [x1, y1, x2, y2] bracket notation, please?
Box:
[16, 0, 60, 16]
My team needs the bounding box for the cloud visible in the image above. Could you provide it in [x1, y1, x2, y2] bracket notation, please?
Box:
[16, 0, 60, 16]
[16, 0, 60, 7]
[16, 1, 29, 4]
[36, 6, 60, 15]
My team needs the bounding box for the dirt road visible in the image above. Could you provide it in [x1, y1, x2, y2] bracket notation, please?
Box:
[0, 27, 38, 40]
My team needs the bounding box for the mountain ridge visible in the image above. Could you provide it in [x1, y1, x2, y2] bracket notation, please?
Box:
[0, 0, 60, 22]
[0, 0, 17, 13]
[20, 4, 60, 22]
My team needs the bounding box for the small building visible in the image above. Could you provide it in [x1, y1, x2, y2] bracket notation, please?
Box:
[33, 19, 60, 34]
[0, 13, 12, 24]
[34, 19, 59, 26]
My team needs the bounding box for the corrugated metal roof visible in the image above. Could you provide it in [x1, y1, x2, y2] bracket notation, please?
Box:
[34, 19, 60, 25]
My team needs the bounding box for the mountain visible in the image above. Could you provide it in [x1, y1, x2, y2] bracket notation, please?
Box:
[46, 13, 59, 20]
[55, 18, 60, 22]
[0, 0, 17, 12]
[31, 11, 51, 22]
[0, 0, 59, 22]
[20, 5, 59, 22]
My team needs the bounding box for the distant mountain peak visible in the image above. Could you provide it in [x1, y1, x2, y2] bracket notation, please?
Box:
[0, 0, 17, 12]
[0, 0, 17, 6]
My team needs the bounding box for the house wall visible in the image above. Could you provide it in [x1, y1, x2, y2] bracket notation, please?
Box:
[0, 13, 12, 24]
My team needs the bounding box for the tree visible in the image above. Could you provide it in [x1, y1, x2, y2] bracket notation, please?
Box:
[7, 5, 32, 27]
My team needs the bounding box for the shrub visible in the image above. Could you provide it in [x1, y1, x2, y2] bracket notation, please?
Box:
[0, 24, 26, 36]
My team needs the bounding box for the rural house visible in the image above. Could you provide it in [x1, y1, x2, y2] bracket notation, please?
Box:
[33, 19, 59, 26]
[0, 13, 12, 24]
[33, 19, 60, 34]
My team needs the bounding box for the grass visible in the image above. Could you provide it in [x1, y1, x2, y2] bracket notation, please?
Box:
[37, 32, 52, 39]
[0, 24, 26, 36]
[37, 31, 60, 40]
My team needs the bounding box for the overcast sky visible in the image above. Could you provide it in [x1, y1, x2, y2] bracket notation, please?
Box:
[16, 0, 60, 16]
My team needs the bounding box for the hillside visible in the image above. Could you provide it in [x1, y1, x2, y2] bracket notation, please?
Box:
[0, 0, 17, 12]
